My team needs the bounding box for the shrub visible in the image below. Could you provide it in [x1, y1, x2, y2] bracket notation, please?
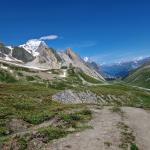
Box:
[26, 76, 35, 81]
[39, 126, 67, 141]
[130, 144, 139, 150]
[0, 127, 8, 136]
[0, 70, 17, 83]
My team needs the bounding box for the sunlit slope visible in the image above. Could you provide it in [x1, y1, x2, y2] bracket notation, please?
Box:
[124, 63, 150, 88]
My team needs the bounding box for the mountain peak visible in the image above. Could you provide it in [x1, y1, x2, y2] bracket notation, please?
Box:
[66, 48, 79, 60]
[20, 39, 48, 56]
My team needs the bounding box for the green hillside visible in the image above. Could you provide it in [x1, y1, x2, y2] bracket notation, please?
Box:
[124, 63, 150, 88]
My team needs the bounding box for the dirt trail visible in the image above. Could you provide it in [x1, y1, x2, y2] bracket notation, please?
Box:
[44, 107, 150, 150]
[45, 107, 122, 150]
[7, 107, 150, 150]
[122, 107, 150, 150]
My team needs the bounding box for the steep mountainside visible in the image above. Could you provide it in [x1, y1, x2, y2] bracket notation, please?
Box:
[12, 47, 34, 62]
[86, 61, 104, 77]
[59, 48, 104, 80]
[124, 62, 150, 88]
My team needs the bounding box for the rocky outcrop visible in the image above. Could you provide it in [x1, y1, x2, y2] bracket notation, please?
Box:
[66, 48, 80, 61]
[59, 48, 104, 80]
[25, 47, 61, 69]
[52, 90, 98, 104]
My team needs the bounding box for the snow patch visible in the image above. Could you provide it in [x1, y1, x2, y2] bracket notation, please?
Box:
[6, 46, 13, 50]
[5, 55, 13, 61]
[84, 57, 89, 62]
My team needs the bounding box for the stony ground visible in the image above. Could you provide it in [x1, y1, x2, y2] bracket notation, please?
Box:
[43, 106, 150, 150]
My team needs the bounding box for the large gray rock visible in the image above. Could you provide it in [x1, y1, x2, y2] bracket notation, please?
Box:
[52, 90, 98, 104]
[52, 90, 128, 105]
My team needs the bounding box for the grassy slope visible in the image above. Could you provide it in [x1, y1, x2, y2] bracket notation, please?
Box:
[0, 82, 92, 146]
[0, 66, 94, 147]
[124, 63, 150, 88]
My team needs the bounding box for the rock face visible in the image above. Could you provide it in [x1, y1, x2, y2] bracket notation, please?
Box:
[66, 48, 79, 61]
[12, 47, 34, 63]
[25, 47, 61, 69]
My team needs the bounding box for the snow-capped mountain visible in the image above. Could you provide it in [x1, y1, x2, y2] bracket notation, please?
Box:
[19, 39, 48, 56]
[0, 40, 104, 80]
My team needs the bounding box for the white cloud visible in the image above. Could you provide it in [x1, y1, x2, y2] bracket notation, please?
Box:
[40, 35, 59, 40]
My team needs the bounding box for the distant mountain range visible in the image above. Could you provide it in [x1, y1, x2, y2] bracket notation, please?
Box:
[0, 39, 104, 81]
[101, 57, 150, 79]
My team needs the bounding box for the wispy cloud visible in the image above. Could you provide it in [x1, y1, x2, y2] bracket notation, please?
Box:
[40, 35, 59, 40]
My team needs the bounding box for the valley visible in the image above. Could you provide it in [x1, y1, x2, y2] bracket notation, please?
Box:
[0, 40, 150, 150]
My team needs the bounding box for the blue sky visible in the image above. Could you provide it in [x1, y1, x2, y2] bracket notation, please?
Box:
[0, 0, 150, 64]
